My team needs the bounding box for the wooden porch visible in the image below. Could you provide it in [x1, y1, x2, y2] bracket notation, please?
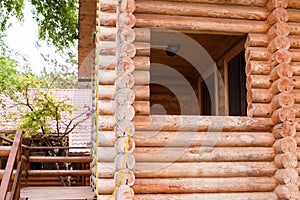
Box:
[0, 130, 94, 200]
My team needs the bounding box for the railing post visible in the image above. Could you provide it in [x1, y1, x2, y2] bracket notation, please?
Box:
[23, 147, 30, 187]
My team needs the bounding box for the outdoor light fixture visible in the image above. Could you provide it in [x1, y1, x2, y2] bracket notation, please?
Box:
[166, 44, 180, 56]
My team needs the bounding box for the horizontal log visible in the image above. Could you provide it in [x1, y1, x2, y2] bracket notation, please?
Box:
[272, 106, 296, 124]
[99, 41, 150, 56]
[247, 89, 273, 103]
[248, 75, 300, 90]
[292, 104, 300, 118]
[270, 63, 293, 80]
[289, 49, 300, 62]
[271, 77, 293, 94]
[267, 7, 289, 25]
[268, 35, 290, 52]
[289, 22, 300, 35]
[247, 61, 300, 77]
[268, 21, 290, 39]
[275, 168, 298, 184]
[100, 0, 117, 13]
[245, 34, 269, 48]
[97, 162, 276, 178]
[275, 152, 298, 168]
[271, 93, 294, 111]
[97, 177, 276, 194]
[99, 27, 150, 42]
[26, 170, 91, 176]
[99, 115, 151, 131]
[275, 183, 300, 199]
[99, 100, 149, 115]
[294, 89, 300, 103]
[135, 0, 268, 20]
[245, 61, 271, 75]
[266, 0, 288, 11]
[99, 70, 149, 85]
[289, 35, 300, 49]
[99, 12, 136, 28]
[133, 0, 267, 7]
[245, 47, 270, 62]
[98, 131, 275, 147]
[98, 193, 278, 200]
[28, 156, 91, 163]
[135, 14, 269, 34]
[273, 136, 298, 153]
[99, 56, 150, 71]
[288, 8, 300, 22]
[247, 103, 272, 118]
[98, 147, 275, 162]
[98, 85, 149, 100]
[273, 121, 297, 139]
[99, 115, 274, 131]
[247, 75, 272, 89]
[100, 0, 136, 13]
[288, 0, 300, 9]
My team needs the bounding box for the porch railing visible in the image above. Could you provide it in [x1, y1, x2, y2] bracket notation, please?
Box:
[0, 130, 23, 200]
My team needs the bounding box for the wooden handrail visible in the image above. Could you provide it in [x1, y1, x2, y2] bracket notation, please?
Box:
[0, 135, 29, 149]
[29, 156, 91, 163]
[0, 130, 23, 200]
[0, 130, 18, 134]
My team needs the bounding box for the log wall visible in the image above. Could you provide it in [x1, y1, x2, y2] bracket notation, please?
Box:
[92, 0, 300, 199]
[95, 115, 278, 199]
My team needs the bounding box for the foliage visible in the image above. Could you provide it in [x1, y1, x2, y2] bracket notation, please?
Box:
[0, 56, 22, 103]
[0, 0, 78, 51]
[0, 57, 94, 146]
[38, 52, 90, 89]
[0, 0, 24, 35]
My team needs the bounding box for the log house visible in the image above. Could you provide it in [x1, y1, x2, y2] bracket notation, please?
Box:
[78, 0, 300, 199]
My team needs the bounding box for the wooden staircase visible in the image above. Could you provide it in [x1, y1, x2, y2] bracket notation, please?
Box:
[0, 131, 94, 200]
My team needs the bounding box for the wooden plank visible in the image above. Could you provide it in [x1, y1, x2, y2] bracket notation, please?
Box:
[20, 187, 94, 199]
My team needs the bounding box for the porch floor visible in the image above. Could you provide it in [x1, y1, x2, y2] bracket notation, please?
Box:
[20, 186, 95, 200]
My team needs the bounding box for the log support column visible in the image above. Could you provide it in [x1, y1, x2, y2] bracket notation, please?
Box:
[267, 0, 300, 199]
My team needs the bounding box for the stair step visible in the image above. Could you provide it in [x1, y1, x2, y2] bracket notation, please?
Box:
[0, 146, 11, 157]
[21, 186, 95, 199]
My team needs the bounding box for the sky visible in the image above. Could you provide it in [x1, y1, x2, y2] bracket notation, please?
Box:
[3, 0, 74, 75]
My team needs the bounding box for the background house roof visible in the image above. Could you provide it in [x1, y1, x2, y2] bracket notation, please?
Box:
[0, 89, 92, 154]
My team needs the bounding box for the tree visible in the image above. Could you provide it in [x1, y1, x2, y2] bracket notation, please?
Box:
[0, 0, 78, 51]
[38, 53, 90, 89]
[0, 58, 94, 146]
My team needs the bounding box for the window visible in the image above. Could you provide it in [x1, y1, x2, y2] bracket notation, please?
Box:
[227, 50, 247, 116]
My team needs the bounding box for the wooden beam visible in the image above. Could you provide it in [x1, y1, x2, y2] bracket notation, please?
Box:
[96, 177, 276, 194]
[98, 146, 275, 162]
[99, 193, 278, 200]
[97, 162, 276, 178]
[135, 14, 269, 34]
[134, 0, 268, 7]
[97, 131, 275, 147]
[135, 0, 268, 20]
[99, 115, 274, 131]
